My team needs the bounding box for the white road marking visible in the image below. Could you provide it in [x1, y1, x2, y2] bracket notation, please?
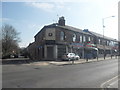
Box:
[109, 79, 118, 86]
[100, 75, 119, 88]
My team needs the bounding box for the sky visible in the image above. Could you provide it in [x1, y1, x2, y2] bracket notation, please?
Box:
[1, 0, 119, 48]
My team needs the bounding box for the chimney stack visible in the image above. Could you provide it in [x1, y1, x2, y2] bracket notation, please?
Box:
[58, 16, 65, 26]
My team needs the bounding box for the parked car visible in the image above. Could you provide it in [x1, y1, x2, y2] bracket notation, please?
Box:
[74, 54, 80, 60]
[2, 54, 11, 59]
[10, 55, 14, 58]
[62, 53, 80, 61]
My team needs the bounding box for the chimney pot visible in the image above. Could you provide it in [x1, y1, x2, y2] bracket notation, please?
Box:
[58, 16, 65, 26]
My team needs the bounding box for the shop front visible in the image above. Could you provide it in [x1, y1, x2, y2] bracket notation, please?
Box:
[71, 43, 84, 58]
[84, 43, 98, 59]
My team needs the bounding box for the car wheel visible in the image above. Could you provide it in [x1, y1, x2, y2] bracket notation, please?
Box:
[68, 58, 71, 61]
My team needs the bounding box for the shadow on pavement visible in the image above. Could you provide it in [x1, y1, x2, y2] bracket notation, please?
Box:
[2, 58, 49, 65]
[2, 59, 31, 65]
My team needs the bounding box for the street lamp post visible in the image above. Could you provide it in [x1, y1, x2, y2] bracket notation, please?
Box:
[102, 16, 115, 59]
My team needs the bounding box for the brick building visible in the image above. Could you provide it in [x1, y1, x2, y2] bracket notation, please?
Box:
[28, 16, 119, 60]
[83, 29, 119, 57]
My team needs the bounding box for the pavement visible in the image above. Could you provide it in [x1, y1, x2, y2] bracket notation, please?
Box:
[30, 56, 118, 66]
[2, 56, 118, 66]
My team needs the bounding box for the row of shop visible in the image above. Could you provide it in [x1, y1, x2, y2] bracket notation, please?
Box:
[32, 42, 117, 60]
[32, 41, 119, 60]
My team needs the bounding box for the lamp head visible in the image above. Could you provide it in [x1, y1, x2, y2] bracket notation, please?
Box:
[112, 16, 115, 17]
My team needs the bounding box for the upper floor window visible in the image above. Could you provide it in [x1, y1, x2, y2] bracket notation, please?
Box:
[60, 31, 65, 41]
[83, 35, 86, 42]
[73, 33, 76, 42]
[48, 33, 53, 36]
[88, 36, 91, 42]
[107, 41, 110, 46]
[109, 41, 113, 46]
[80, 35, 82, 42]
[114, 42, 118, 47]
[98, 39, 101, 44]
[105, 41, 107, 46]
[91, 37, 93, 42]
[102, 40, 105, 45]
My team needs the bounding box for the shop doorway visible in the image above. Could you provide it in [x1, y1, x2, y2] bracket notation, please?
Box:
[47, 46, 54, 59]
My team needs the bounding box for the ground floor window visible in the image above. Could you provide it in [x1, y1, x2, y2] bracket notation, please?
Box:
[58, 45, 66, 58]
[98, 49, 104, 54]
[106, 50, 110, 54]
[42, 47, 44, 58]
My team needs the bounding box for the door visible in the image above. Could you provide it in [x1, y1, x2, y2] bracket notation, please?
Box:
[47, 46, 54, 59]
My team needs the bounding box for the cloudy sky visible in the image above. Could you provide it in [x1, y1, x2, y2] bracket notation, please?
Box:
[1, 0, 119, 47]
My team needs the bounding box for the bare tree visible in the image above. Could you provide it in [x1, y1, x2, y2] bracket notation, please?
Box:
[2, 24, 21, 58]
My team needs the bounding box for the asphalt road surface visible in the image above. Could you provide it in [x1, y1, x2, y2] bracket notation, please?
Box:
[2, 58, 118, 88]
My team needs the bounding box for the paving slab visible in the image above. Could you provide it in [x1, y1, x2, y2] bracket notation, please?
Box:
[49, 57, 117, 66]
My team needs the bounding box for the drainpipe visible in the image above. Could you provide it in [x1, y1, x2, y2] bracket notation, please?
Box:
[66, 45, 68, 53]
[54, 45, 58, 60]
[44, 45, 47, 60]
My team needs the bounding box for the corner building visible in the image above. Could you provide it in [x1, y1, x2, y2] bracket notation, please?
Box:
[28, 17, 119, 60]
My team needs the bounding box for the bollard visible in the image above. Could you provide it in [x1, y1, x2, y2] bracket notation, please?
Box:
[97, 57, 98, 61]
[72, 59, 74, 64]
[86, 58, 88, 62]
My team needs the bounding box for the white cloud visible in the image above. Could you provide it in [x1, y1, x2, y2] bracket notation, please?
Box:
[1, 0, 105, 3]
[26, 2, 55, 12]
[0, 18, 11, 22]
[25, 2, 67, 12]
[54, 2, 65, 9]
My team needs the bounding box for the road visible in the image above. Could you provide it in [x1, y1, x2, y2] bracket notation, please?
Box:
[2, 58, 118, 88]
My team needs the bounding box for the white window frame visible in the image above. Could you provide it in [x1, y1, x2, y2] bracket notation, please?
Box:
[88, 36, 91, 42]
[60, 31, 65, 41]
[83, 35, 86, 42]
[80, 35, 82, 42]
[73, 33, 76, 42]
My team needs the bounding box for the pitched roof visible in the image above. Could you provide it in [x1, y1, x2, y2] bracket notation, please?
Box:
[35, 23, 117, 41]
[57, 25, 90, 35]
[47, 23, 91, 35]
[83, 29, 117, 41]
[89, 31, 117, 41]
